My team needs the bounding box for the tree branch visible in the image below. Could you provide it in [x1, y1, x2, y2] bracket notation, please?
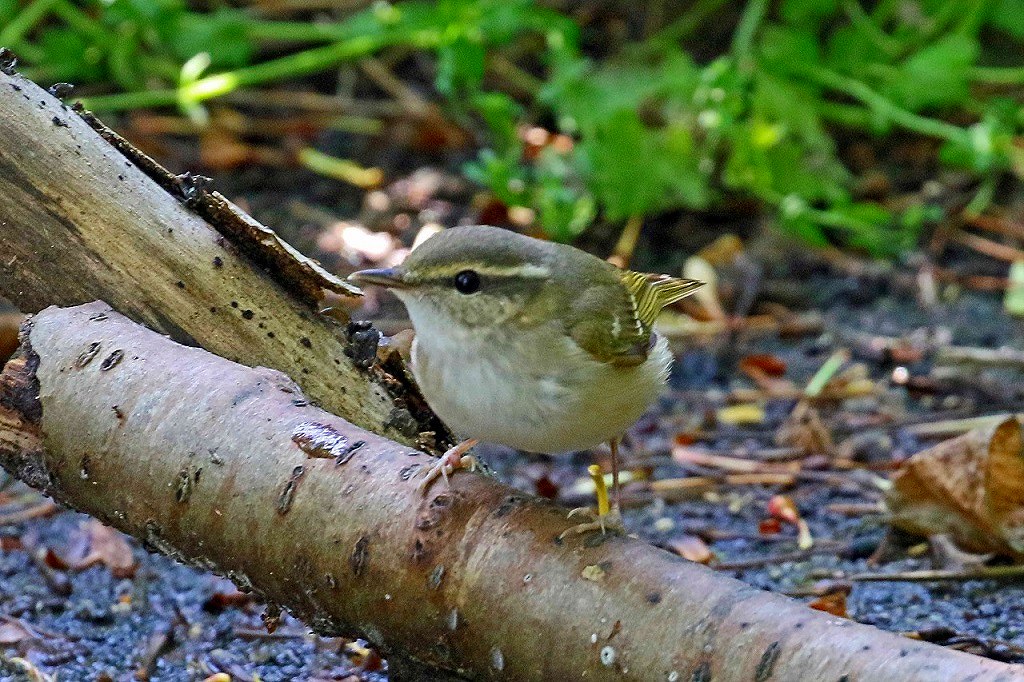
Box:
[0, 303, 1017, 681]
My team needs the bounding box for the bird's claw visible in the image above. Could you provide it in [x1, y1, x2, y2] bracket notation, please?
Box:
[417, 439, 479, 494]
[559, 506, 625, 539]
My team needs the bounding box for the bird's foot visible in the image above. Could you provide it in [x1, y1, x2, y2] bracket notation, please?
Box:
[558, 506, 626, 539]
[417, 439, 479, 494]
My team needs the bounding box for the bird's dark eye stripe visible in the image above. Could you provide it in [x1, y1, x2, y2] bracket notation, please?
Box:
[454, 270, 481, 294]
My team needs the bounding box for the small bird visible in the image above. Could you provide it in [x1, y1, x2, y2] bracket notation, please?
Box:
[350, 225, 702, 535]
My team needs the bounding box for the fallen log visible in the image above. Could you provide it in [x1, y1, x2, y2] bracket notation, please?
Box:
[1, 302, 1018, 681]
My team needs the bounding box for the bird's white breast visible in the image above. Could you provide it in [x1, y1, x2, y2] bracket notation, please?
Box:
[407, 316, 671, 454]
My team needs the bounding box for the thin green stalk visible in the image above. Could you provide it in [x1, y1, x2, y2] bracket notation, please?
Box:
[51, 0, 109, 45]
[964, 173, 997, 217]
[971, 65, 1024, 85]
[0, 0, 60, 46]
[79, 29, 440, 112]
[954, 0, 990, 36]
[731, 0, 769, 65]
[805, 349, 850, 398]
[4, 41, 45, 63]
[244, 19, 356, 44]
[798, 64, 969, 143]
[869, 0, 900, 24]
[842, 0, 902, 56]
[817, 102, 877, 130]
[637, 0, 729, 54]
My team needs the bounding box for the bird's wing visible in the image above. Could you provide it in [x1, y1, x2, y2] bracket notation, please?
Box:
[568, 271, 703, 368]
[620, 271, 704, 329]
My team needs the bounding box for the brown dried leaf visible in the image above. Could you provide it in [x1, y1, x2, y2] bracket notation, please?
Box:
[666, 535, 713, 564]
[808, 591, 848, 618]
[775, 400, 835, 457]
[739, 353, 787, 378]
[888, 418, 1024, 557]
[64, 519, 137, 578]
[0, 312, 23, 364]
[0, 618, 34, 644]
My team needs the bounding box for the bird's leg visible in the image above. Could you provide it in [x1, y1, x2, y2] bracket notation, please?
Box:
[559, 440, 627, 538]
[609, 436, 623, 519]
[417, 439, 479, 494]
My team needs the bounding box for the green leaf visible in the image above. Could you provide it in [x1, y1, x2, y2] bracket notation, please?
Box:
[884, 35, 979, 110]
[778, 203, 829, 247]
[582, 109, 709, 220]
[462, 149, 528, 207]
[824, 25, 889, 73]
[758, 24, 820, 75]
[830, 202, 907, 257]
[544, 51, 699, 135]
[168, 10, 254, 69]
[37, 28, 106, 81]
[101, 0, 184, 26]
[780, 0, 839, 27]
[436, 35, 485, 96]
[989, 0, 1024, 38]
[471, 91, 523, 153]
[939, 99, 1016, 173]
[0, 0, 19, 26]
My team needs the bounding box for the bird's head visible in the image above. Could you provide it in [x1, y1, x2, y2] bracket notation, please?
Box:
[349, 226, 566, 337]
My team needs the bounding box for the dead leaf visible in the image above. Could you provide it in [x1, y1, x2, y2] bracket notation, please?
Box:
[887, 418, 1024, 558]
[682, 256, 725, 320]
[63, 519, 137, 578]
[808, 591, 848, 618]
[929, 534, 993, 572]
[739, 354, 787, 378]
[666, 535, 713, 564]
[0, 312, 23, 364]
[696, 234, 744, 266]
[767, 495, 813, 549]
[775, 400, 835, 457]
[716, 403, 766, 426]
[0, 618, 34, 644]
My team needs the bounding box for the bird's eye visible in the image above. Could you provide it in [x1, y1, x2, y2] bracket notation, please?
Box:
[454, 269, 480, 294]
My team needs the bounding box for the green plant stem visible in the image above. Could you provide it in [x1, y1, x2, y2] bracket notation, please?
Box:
[78, 30, 439, 112]
[0, 0, 60, 46]
[5, 41, 44, 64]
[244, 19, 357, 44]
[51, 0, 109, 45]
[964, 173, 997, 217]
[731, 0, 769, 65]
[817, 102, 878, 130]
[638, 0, 729, 54]
[869, 0, 900, 24]
[971, 65, 1024, 85]
[797, 65, 969, 143]
[954, 0, 990, 36]
[805, 349, 850, 398]
[841, 0, 901, 56]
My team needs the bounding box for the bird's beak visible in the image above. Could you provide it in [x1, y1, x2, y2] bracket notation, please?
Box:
[347, 267, 412, 290]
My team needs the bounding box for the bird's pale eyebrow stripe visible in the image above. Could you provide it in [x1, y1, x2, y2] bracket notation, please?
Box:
[413, 264, 552, 280]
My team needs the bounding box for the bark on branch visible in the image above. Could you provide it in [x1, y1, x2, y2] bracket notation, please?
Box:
[0, 68, 444, 449]
[1, 303, 1018, 682]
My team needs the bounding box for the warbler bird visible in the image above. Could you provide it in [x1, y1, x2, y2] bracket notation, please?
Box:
[350, 225, 702, 535]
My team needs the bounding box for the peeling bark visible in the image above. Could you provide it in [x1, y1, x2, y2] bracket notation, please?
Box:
[0, 69, 446, 449]
[1, 303, 1019, 682]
